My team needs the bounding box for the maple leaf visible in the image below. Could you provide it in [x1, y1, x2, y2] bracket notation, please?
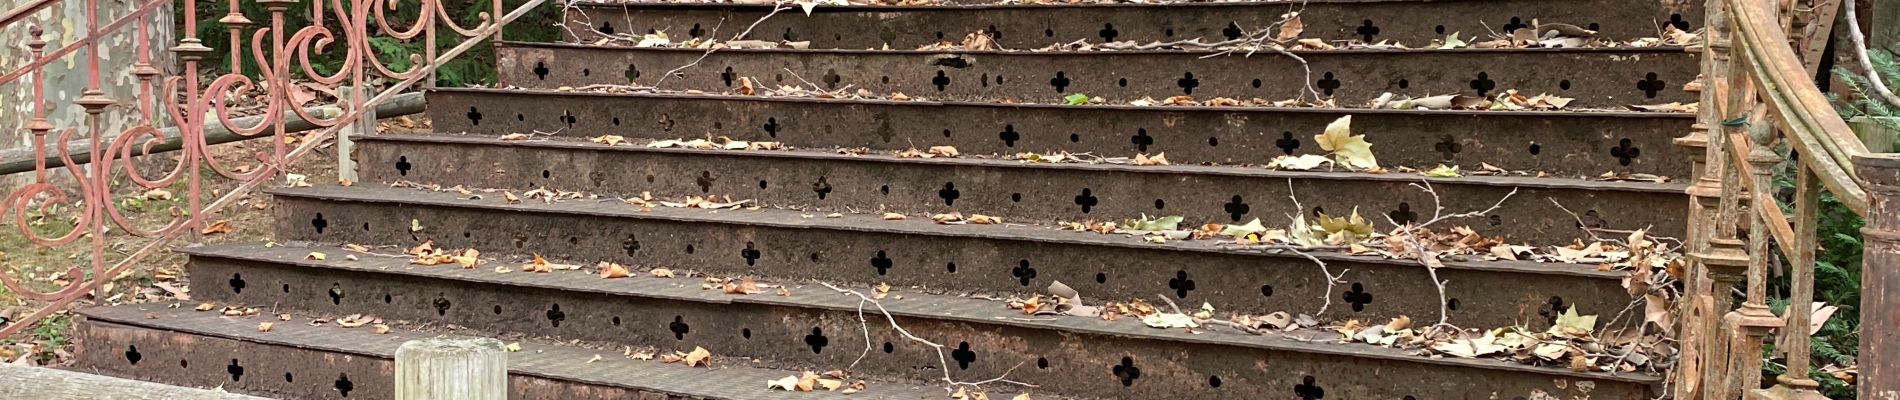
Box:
[1313, 116, 1378, 170]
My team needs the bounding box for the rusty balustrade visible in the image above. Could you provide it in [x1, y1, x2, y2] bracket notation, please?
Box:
[1679, 0, 1899, 399]
[0, 0, 544, 339]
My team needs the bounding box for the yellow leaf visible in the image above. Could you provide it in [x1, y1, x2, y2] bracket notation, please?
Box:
[505, 342, 522, 352]
[1422, 164, 1462, 178]
[499, 133, 531, 141]
[1313, 116, 1378, 170]
[882, 212, 907, 220]
[257, 322, 274, 332]
[306, 252, 327, 261]
[373, 324, 391, 334]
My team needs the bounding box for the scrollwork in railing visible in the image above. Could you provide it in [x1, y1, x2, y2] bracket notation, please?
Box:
[0, 0, 547, 339]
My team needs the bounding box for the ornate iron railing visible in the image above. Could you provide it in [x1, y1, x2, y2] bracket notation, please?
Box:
[0, 0, 544, 338]
[1680, 0, 1896, 399]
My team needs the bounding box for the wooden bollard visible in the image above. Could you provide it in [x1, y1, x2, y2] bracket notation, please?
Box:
[395, 337, 508, 400]
[1856, 153, 1900, 400]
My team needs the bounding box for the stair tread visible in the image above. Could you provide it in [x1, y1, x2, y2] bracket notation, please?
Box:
[496, 41, 1697, 105]
[268, 184, 1632, 279]
[514, 39, 1691, 55]
[80, 304, 960, 400]
[432, 86, 1699, 118]
[363, 133, 1688, 193]
[180, 242, 1662, 385]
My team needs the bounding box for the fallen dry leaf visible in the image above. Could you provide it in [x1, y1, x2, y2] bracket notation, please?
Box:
[650, 268, 676, 278]
[882, 212, 907, 220]
[684, 346, 712, 368]
[600, 262, 632, 279]
[257, 322, 274, 332]
[200, 220, 234, 235]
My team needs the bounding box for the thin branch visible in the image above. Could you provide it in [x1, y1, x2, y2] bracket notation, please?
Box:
[819, 282, 1037, 392]
[653, 4, 786, 87]
[1383, 181, 1519, 327]
[1842, 2, 1900, 108]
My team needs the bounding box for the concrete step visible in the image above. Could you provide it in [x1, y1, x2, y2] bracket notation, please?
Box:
[176, 242, 1663, 399]
[494, 42, 1697, 106]
[72, 304, 962, 400]
[353, 133, 1688, 245]
[428, 87, 1697, 177]
[269, 184, 1638, 330]
[562, 0, 1702, 49]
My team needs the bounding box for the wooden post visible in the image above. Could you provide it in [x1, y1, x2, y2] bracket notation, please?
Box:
[337, 86, 374, 183]
[1857, 153, 1900, 400]
[395, 337, 508, 400]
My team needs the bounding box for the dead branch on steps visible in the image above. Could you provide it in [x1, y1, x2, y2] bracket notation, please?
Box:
[1382, 181, 1518, 331]
[818, 282, 1036, 394]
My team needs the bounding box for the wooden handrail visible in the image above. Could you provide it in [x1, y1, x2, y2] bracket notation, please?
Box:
[1727, 0, 1870, 215]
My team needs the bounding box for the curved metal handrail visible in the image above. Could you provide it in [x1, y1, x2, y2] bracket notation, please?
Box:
[1727, 0, 1869, 215]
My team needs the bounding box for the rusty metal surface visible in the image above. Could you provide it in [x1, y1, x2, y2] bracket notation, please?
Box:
[427, 88, 1696, 177]
[355, 134, 1688, 244]
[73, 306, 951, 400]
[564, 0, 1704, 49]
[0, 0, 542, 339]
[266, 184, 1636, 329]
[177, 245, 1660, 399]
[495, 43, 1698, 105]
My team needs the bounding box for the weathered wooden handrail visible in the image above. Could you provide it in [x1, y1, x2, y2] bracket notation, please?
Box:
[1682, 0, 1884, 399]
[1726, 0, 1869, 215]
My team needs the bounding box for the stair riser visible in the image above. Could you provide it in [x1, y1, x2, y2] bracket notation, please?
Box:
[430, 89, 1695, 177]
[357, 138, 1688, 244]
[273, 191, 1634, 328]
[187, 256, 1653, 400]
[566, 1, 1703, 49]
[72, 320, 698, 400]
[497, 45, 1697, 105]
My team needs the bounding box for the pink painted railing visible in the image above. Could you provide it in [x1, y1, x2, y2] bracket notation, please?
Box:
[0, 0, 544, 338]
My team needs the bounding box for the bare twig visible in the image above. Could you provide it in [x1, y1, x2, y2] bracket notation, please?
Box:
[653, 3, 788, 87]
[1383, 181, 1519, 327]
[819, 282, 1037, 392]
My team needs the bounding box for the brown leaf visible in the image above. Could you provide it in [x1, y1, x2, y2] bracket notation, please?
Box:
[195, 303, 215, 311]
[1133, 153, 1169, 166]
[373, 324, 391, 334]
[650, 268, 676, 278]
[966, 214, 1003, 224]
[200, 220, 235, 235]
[257, 322, 274, 332]
[738, 76, 757, 96]
[1275, 12, 1303, 41]
[723, 277, 765, 295]
[684, 346, 712, 367]
[599, 262, 631, 279]
[336, 314, 374, 328]
[882, 212, 907, 220]
[589, 135, 627, 146]
[928, 146, 960, 157]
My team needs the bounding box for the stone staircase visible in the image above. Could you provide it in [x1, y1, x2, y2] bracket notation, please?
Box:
[67, 1, 1701, 398]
